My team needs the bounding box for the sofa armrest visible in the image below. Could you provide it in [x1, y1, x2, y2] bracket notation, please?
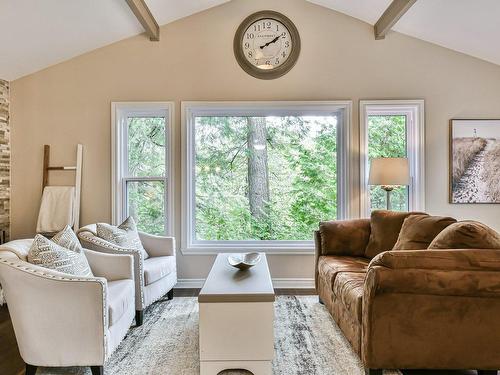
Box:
[78, 231, 145, 310]
[366, 251, 500, 299]
[0, 259, 108, 366]
[369, 248, 500, 272]
[84, 249, 134, 282]
[362, 250, 500, 369]
[138, 232, 175, 257]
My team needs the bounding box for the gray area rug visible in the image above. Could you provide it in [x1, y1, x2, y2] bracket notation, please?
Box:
[39, 296, 401, 375]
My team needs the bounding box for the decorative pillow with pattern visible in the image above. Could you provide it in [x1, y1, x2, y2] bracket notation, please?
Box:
[52, 225, 84, 253]
[28, 229, 93, 277]
[96, 216, 149, 259]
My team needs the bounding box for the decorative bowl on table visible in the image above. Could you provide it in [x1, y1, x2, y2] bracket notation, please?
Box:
[227, 252, 261, 270]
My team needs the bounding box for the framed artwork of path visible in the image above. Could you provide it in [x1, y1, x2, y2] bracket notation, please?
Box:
[450, 119, 500, 204]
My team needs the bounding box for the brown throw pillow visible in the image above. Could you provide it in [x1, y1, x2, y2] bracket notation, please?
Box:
[365, 210, 427, 259]
[428, 221, 500, 249]
[392, 214, 457, 250]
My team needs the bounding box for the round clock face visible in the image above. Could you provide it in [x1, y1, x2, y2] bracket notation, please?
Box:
[234, 11, 301, 80]
[242, 18, 292, 70]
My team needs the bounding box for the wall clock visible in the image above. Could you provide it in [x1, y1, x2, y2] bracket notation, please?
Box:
[233, 10, 301, 80]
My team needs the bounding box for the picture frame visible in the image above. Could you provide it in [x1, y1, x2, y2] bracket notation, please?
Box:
[449, 119, 500, 204]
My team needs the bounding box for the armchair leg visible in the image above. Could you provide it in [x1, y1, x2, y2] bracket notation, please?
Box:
[167, 288, 174, 300]
[365, 370, 383, 375]
[135, 310, 144, 326]
[90, 366, 104, 375]
[318, 296, 324, 305]
[478, 371, 498, 375]
[26, 364, 38, 375]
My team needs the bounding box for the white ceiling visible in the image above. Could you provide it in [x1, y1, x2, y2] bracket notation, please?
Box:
[1, 0, 500, 80]
[0, 0, 229, 80]
[308, 0, 500, 67]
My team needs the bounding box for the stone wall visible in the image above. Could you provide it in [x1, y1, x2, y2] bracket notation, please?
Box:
[0, 80, 9, 242]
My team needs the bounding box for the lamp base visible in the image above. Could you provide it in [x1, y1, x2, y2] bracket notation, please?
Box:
[381, 186, 393, 210]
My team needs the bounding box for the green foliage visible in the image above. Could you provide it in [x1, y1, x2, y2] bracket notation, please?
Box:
[368, 115, 408, 211]
[195, 116, 338, 241]
[125, 114, 409, 238]
[126, 117, 166, 235]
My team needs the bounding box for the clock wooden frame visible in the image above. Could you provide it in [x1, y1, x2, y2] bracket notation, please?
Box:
[233, 10, 301, 80]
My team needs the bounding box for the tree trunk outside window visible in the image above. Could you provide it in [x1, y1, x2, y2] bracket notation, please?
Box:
[246, 117, 270, 239]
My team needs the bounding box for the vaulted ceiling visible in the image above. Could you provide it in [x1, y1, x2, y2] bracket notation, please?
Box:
[1, 0, 499, 80]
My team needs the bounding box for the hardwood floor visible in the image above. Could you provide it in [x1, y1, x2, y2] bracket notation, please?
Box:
[0, 290, 492, 375]
[0, 305, 25, 375]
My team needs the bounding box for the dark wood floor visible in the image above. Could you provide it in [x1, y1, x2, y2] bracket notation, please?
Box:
[0, 290, 492, 375]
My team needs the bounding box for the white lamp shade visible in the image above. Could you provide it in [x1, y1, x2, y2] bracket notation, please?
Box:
[368, 158, 410, 186]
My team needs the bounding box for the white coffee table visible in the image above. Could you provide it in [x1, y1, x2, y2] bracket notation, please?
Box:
[198, 253, 275, 375]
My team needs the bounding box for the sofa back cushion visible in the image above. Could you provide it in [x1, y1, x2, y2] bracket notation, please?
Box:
[319, 219, 370, 257]
[96, 216, 149, 259]
[393, 214, 457, 250]
[428, 221, 500, 249]
[365, 210, 426, 259]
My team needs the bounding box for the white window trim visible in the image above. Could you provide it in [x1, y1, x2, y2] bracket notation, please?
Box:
[111, 102, 175, 236]
[359, 100, 425, 217]
[181, 100, 353, 255]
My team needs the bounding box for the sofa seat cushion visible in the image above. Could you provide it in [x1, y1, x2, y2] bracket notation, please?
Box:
[318, 256, 369, 289]
[108, 279, 134, 326]
[144, 256, 176, 286]
[332, 272, 365, 323]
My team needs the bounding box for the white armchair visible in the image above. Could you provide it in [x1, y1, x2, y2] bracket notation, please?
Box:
[0, 239, 136, 375]
[77, 224, 177, 325]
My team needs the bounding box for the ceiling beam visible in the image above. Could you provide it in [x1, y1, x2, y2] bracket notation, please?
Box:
[374, 0, 417, 40]
[126, 0, 160, 41]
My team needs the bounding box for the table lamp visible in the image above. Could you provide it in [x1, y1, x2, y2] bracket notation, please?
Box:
[368, 157, 410, 210]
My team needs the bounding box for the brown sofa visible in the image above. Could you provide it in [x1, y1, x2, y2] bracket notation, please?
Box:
[315, 210, 500, 375]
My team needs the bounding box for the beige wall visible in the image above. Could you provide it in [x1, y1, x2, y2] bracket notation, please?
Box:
[10, 0, 500, 282]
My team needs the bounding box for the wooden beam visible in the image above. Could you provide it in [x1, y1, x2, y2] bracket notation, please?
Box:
[374, 0, 417, 40]
[126, 0, 160, 41]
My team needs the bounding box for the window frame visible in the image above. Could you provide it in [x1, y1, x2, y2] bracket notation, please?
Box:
[111, 102, 174, 236]
[181, 101, 353, 255]
[359, 100, 425, 217]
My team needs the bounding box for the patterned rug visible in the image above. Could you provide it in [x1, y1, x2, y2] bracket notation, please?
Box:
[39, 296, 401, 375]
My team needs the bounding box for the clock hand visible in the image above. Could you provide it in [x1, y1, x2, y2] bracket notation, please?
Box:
[259, 35, 281, 49]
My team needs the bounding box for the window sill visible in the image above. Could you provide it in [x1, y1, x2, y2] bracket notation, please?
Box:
[180, 243, 315, 256]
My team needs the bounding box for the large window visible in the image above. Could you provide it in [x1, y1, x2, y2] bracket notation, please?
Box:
[182, 101, 351, 254]
[112, 102, 174, 235]
[360, 100, 425, 216]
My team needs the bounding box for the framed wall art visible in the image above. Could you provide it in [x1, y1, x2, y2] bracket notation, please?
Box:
[450, 119, 500, 203]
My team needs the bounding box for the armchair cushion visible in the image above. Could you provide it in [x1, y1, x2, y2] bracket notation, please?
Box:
[428, 221, 500, 249]
[96, 216, 149, 259]
[317, 256, 369, 288]
[28, 234, 93, 277]
[107, 279, 135, 326]
[365, 210, 426, 259]
[393, 214, 457, 250]
[143, 256, 176, 286]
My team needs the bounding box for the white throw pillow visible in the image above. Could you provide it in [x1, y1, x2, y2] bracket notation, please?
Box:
[28, 227, 93, 277]
[96, 216, 149, 259]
